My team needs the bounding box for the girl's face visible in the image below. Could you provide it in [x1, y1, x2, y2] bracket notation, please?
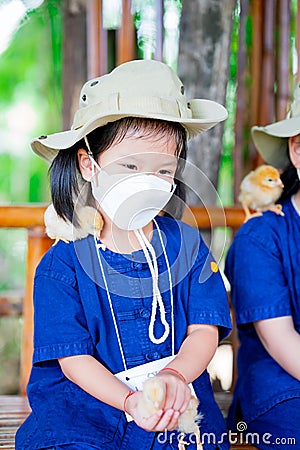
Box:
[78, 132, 179, 183]
[98, 134, 178, 183]
[289, 133, 300, 169]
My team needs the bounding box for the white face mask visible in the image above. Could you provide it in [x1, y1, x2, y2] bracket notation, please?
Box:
[90, 159, 176, 230]
[297, 168, 300, 181]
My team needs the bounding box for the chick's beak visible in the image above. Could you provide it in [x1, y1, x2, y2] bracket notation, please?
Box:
[277, 179, 284, 188]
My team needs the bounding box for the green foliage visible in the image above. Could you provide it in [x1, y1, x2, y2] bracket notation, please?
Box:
[0, 0, 63, 204]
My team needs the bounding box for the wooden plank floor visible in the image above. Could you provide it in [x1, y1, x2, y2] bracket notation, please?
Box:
[0, 396, 30, 449]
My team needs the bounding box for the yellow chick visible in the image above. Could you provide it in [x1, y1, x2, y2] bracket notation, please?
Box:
[238, 165, 284, 222]
[139, 377, 203, 450]
[138, 377, 166, 418]
[44, 204, 103, 245]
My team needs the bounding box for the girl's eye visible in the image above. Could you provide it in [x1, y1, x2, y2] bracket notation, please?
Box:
[158, 169, 173, 175]
[122, 164, 138, 170]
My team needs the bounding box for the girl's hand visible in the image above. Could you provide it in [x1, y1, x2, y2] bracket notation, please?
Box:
[125, 371, 190, 432]
[156, 370, 191, 415]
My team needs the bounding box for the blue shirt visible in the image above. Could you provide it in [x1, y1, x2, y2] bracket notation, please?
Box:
[225, 198, 300, 426]
[16, 216, 231, 449]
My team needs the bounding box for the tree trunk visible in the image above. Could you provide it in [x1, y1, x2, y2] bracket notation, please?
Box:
[178, 0, 236, 205]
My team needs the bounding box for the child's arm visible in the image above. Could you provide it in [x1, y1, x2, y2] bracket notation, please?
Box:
[59, 354, 179, 431]
[165, 323, 219, 383]
[154, 323, 219, 412]
[254, 316, 300, 381]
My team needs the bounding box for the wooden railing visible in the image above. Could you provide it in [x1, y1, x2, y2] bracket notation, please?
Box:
[0, 203, 245, 395]
[0, 204, 245, 394]
[0, 205, 52, 395]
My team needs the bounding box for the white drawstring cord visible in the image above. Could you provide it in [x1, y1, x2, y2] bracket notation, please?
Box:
[93, 220, 175, 371]
[93, 235, 128, 371]
[134, 228, 170, 345]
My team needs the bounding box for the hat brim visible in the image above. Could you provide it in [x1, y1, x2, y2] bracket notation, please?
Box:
[251, 116, 300, 169]
[31, 99, 228, 163]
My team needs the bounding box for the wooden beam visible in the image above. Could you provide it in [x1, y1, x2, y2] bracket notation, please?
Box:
[182, 206, 245, 229]
[0, 204, 245, 230]
[0, 205, 47, 228]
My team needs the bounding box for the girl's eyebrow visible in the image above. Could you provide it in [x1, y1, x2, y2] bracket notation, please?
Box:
[116, 154, 177, 164]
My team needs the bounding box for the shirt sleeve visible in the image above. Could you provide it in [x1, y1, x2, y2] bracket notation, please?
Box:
[32, 246, 95, 365]
[187, 244, 232, 341]
[225, 224, 292, 325]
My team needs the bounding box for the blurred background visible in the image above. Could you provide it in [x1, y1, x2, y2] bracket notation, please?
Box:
[0, 0, 299, 394]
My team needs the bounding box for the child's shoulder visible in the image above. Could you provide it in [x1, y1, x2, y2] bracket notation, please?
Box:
[156, 216, 206, 257]
[35, 239, 78, 280]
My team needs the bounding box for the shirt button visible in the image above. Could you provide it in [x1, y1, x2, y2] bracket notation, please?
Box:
[145, 352, 161, 361]
[131, 262, 142, 269]
[140, 309, 150, 318]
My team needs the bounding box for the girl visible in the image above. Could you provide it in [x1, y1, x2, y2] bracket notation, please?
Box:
[16, 60, 231, 450]
[225, 84, 300, 449]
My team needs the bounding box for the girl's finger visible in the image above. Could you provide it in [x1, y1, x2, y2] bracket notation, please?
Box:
[153, 408, 175, 431]
[140, 409, 164, 430]
[165, 410, 180, 431]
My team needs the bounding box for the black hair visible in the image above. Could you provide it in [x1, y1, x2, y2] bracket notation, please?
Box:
[49, 117, 188, 225]
[279, 164, 300, 202]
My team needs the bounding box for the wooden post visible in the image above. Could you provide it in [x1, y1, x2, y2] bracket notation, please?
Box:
[277, 0, 290, 120]
[249, 0, 263, 126]
[116, 0, 135, 65]
[20, 229, 52, 395]
[259, 0, 276, 126]
[233, 0, 249, 203]
[87, 0, 108, 77]
[249, 0, 264, 168]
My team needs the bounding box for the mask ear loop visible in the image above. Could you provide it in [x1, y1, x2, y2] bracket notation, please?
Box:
[84, 135, 102, 185]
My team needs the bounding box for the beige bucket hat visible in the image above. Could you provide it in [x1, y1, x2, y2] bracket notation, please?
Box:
[251, 83, 300, 169]
[31, 59, 228, 163]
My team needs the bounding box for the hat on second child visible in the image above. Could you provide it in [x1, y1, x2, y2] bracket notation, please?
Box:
[252, 82, 300, 169]
[31, 59, 228, 163]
